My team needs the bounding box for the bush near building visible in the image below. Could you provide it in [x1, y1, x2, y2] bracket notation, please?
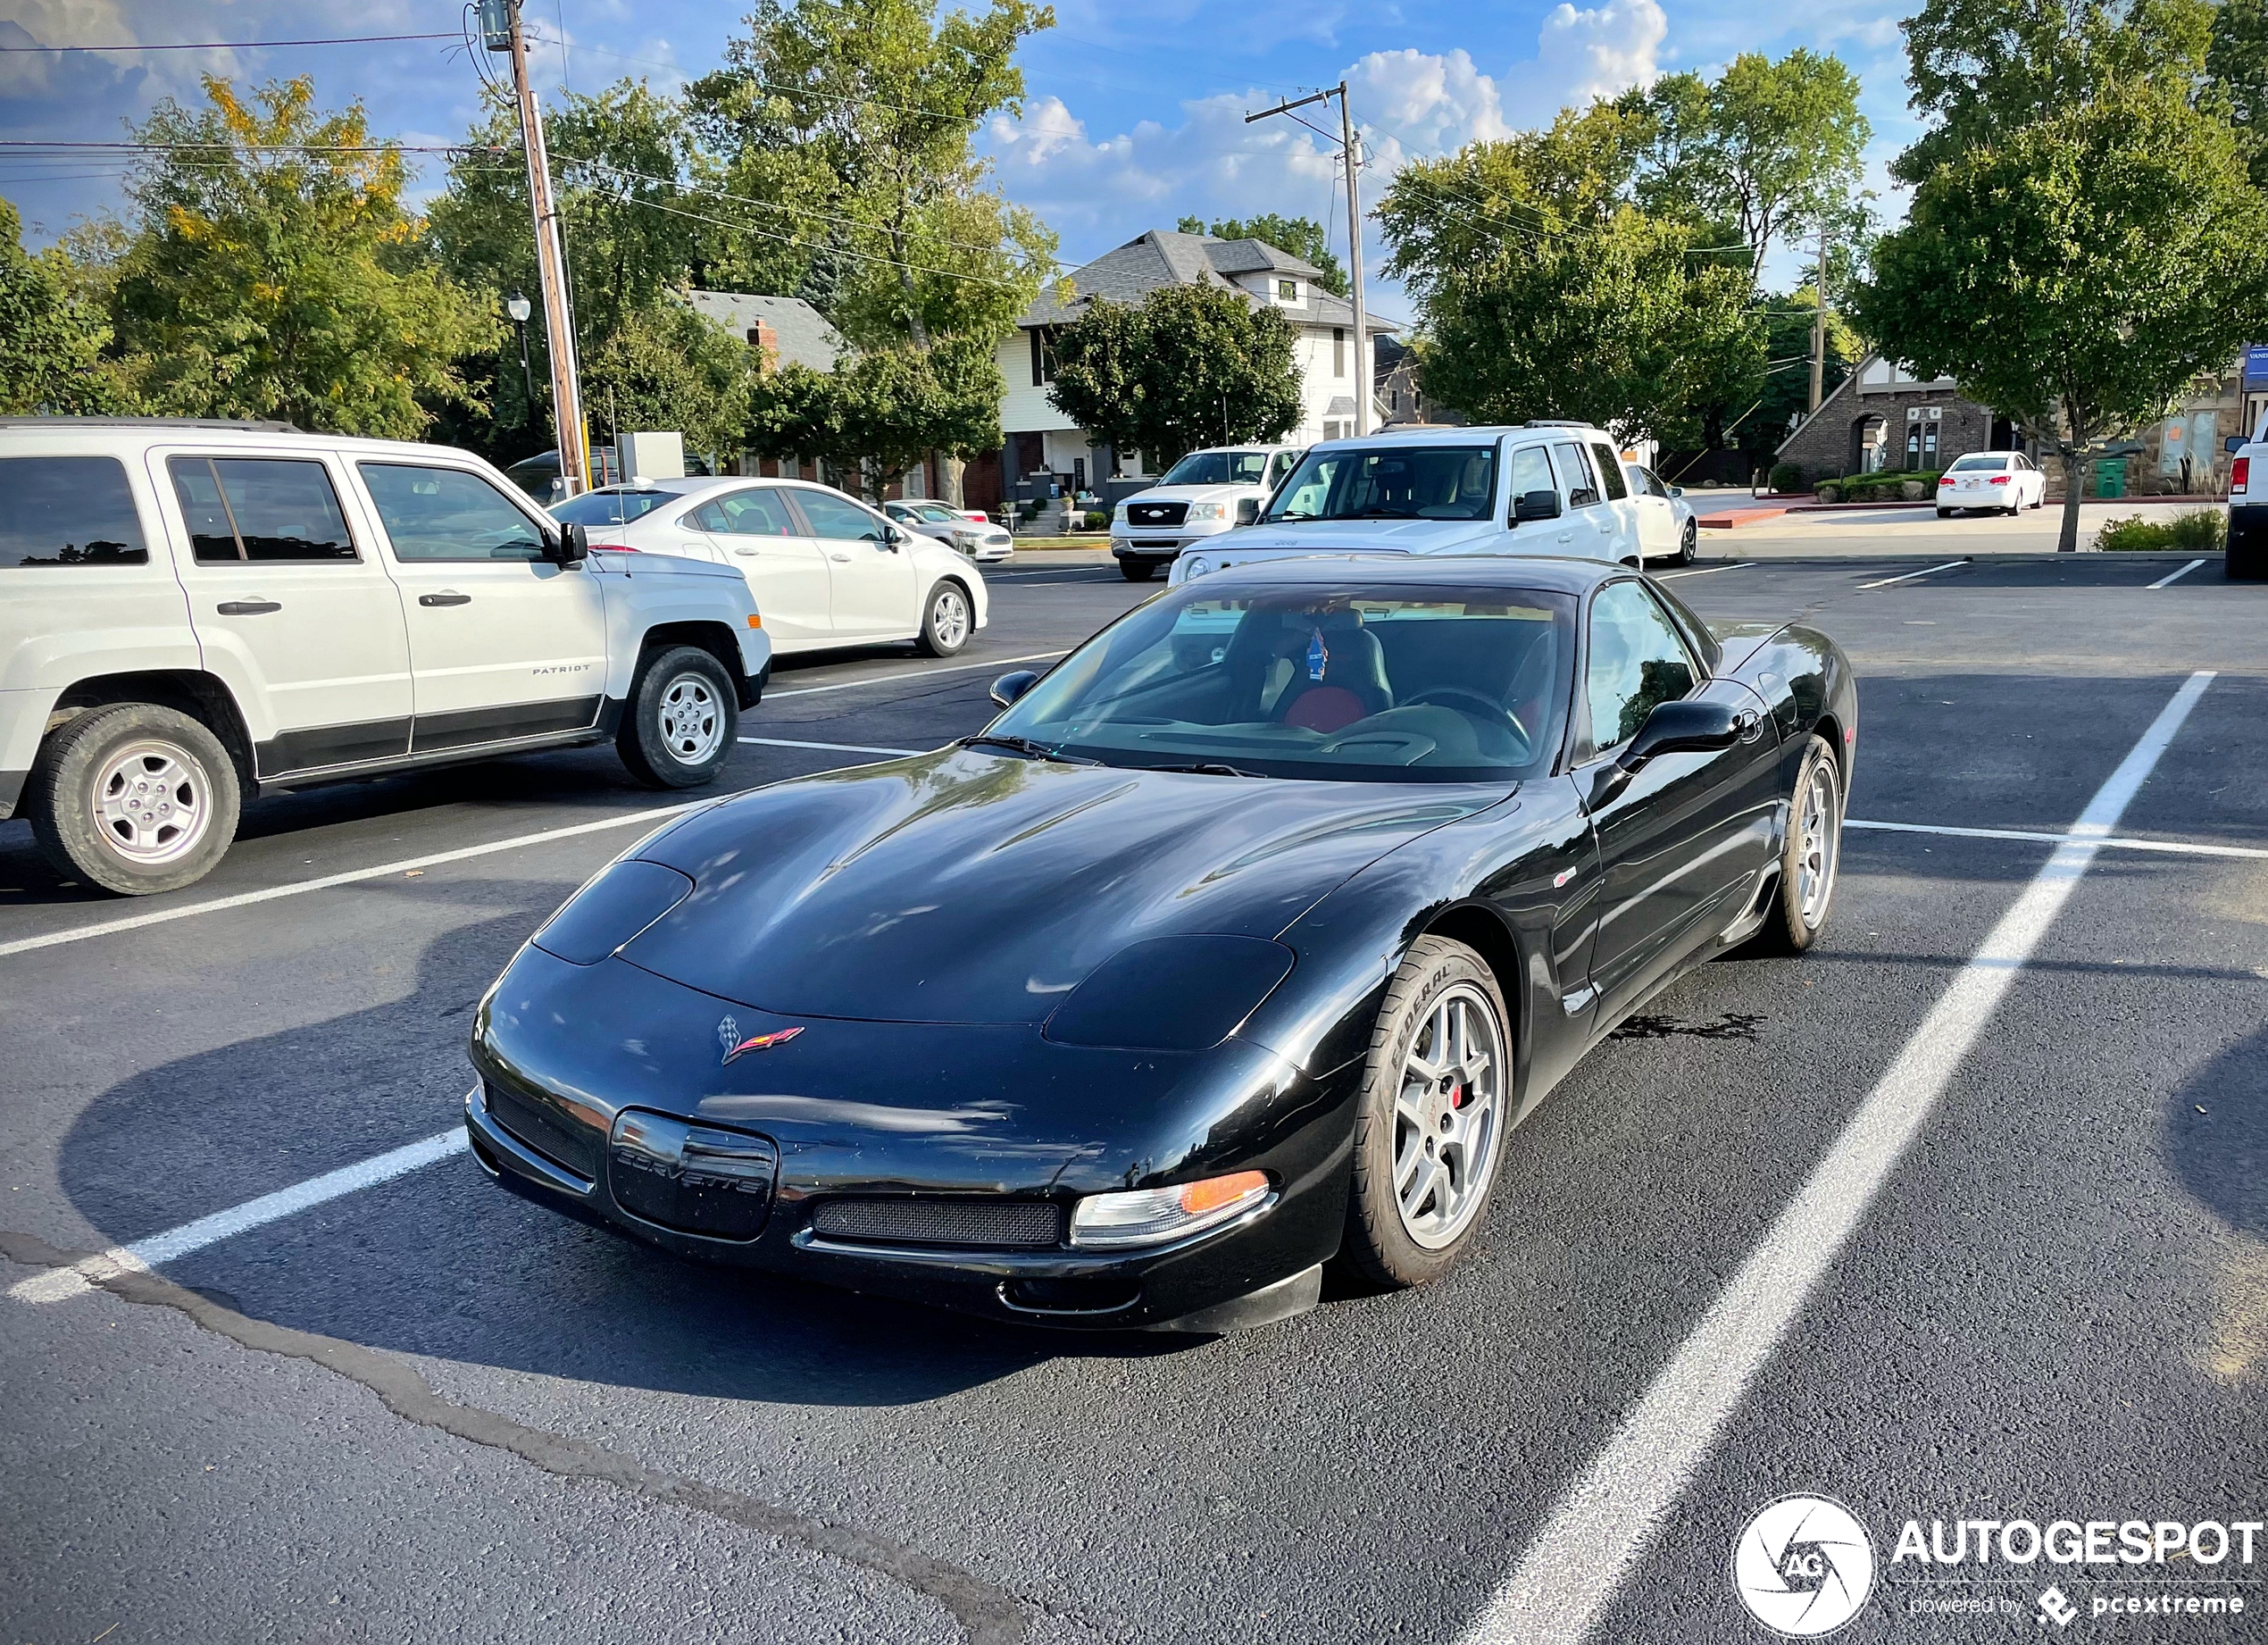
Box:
[2095, 510, 2228, 551]
[1815, 468, 1943, 503]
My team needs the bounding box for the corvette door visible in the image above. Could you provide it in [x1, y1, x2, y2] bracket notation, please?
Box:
[689, 487, 832, 648]
[792, 488, 916, 639]
[1575, 580, 1776, 1022]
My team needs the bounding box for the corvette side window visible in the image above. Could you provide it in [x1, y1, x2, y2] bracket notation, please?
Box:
[1584, 581, 1697, 755]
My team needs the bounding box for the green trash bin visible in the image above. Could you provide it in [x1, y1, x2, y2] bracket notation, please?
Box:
[2093, 458, 2125, 499]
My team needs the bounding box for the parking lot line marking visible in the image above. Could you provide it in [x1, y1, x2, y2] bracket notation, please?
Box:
[1857, 558, 1968, 589]
[763, 650, 1066, 699]
[1460, 669, 2214, 1645]
[2147, 557, 2207, 589]
[738, 736, 925, 757]
[1847, 816, 2268, 859]
[0, 798, 719, 962]
[9, 1129, 468, 1305]
[1655, 563, 1755, 580]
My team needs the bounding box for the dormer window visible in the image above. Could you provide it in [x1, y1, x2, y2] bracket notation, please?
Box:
[1276, 278, 1298, 302]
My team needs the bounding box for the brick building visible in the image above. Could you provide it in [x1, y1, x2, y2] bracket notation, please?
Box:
[1773, 355, 2018, 487]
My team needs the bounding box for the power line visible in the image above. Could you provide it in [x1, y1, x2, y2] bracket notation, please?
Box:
[0, 139, 506, 154]
[0, 32, 458, 53]
[602, 189, 1030, 288]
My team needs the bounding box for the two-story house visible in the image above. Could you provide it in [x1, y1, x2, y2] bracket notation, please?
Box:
[969, 229, 1397, 513]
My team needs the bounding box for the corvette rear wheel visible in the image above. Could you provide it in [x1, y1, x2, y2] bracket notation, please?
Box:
[1750, 733, 1842, 955]
[1340, 935, 1510, 1289]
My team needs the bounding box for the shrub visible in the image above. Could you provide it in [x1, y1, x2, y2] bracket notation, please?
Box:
[1769, 462, 1805, 494]
[1816, 483, 1841, 504]
[2095, 509, 2227, 551]
[1084, 510, 1107, 530]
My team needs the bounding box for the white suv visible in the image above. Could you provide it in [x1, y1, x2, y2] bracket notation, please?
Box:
[1167, 423, 1646, 586]
[0, 418, 771, 896]
[1111, 445, 1305, 581]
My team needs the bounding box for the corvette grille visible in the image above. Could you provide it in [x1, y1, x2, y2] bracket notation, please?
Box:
[811, 1198, 1065, 1249]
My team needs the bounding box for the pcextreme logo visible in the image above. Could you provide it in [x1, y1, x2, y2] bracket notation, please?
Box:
[1731, 1495, 1876, 1637]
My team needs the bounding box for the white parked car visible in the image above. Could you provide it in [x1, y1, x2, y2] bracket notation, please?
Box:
[554, 477, 988, 657]
[1630, 463, 1698, 565]
[0, 417, 770, 896]
[1168, 423, 1646, 587]
[2229, 418, 2264, 580]
[1111, 444, 1305, 581]
[883, 498, 1014, 564]
[1935, 451, 2047, 515]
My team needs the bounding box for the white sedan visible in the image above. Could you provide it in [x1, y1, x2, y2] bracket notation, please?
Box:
[553, 477, 988, 657]
[1936, 451, 2047, 516]
[884, 498, 1014, 563]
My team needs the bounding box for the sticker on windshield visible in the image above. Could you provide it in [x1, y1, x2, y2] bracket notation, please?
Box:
[1306, 629, 1330, 681]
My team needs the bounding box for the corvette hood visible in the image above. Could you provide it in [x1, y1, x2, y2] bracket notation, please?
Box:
[616, 747, 1502, 1024]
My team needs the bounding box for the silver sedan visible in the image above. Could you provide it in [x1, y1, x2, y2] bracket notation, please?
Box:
[885, 500, 1014, 564]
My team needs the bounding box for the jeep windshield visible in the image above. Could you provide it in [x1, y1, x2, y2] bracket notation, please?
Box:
[1263, 445, 1498, 523]
[986, 582, 1574, 782]
[1158, 450, 1272, 487]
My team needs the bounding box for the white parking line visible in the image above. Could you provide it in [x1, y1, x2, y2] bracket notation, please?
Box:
[0, 798, 719, 961]
[10, 1129, 468, 1304]
[1847, 816, 2268, 859]
[1857, 558, 1967, 589]
[1460, 669, 2215, 1645]
[763, 650, 1065, 699]
[1655, 563, 1755, 580]
[2147, 557, 2207, 589]
[738, 737, 925, 757]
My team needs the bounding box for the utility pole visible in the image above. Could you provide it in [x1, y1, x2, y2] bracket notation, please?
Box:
[1809, 222, 1830, 417]
[484, 0, 588, 496]
[1247, 81, 1372, 435]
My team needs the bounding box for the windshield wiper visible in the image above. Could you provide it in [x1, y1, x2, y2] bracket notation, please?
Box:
[958, 733, 1099, 765]
[1147, 760, 1265, 778]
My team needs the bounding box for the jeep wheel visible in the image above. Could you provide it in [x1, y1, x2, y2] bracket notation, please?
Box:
[1119, 556, 1159, 582]
[28, 703, 242, 896]
[616, 645, 737, 789]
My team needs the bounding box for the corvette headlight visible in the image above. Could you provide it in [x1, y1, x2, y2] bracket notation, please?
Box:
[1043, 934, 1293, 1050]
[1187, 500, 1229, 522]
[531, 858, 694, 965]
[1070, 1171, 1271, 1249]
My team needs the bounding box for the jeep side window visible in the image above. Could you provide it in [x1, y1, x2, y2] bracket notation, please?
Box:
[1550, 442, 1600, 509]
[168, 457, 357, 563]
[0, 456, 149, 567]
[357, 463, 548, 562]
[1589, 444, 1629, 501]
[1506, 445, 1555, 519]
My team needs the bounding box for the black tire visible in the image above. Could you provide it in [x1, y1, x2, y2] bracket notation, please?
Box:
[917, 579, 973, 656]
[1748, 733, 1842, 956]
[1675, 520, 1697, 566]
[1936, 508, 1953, 519]
[26, 703, 241, 896]
[615, 645, 737, 789]
[1119, 556, 1158, 582]
[1338, 935, 1513, 1290]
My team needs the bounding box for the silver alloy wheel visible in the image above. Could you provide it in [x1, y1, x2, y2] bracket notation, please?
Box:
[1391, 981, 1505, 1249]
[930, 586, 971, 650]
[1795, 756, 1840, 927]
[655, 672, 724, 765]
[90, 739, 212, 865]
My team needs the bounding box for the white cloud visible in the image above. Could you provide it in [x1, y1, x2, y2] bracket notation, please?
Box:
[1528, 0, 1669, 115]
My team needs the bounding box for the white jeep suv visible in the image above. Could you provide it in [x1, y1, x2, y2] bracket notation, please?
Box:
[1111, 445, 1305, 581]
[0, 418, 771, 896]
[1167, 423, 1647, 586]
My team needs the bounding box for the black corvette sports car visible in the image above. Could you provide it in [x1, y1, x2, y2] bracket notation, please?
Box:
[466, 555, 1855, 1332]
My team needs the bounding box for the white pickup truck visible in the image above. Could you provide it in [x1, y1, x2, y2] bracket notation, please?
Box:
[2230, 414, 2265, 580]
[1110, 445, 1305, 581]
[0, 418, 771, 895]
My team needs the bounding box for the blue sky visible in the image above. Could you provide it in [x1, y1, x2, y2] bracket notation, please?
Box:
[0, 0, 1921, 301]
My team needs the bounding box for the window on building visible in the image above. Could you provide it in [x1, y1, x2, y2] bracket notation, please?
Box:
[1277, 278, 1298, 301]
[1029, 328, 1055, 387]
[1333, 327, 1347, 378]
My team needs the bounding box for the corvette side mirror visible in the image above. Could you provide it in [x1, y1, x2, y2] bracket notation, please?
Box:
[1513, 489, 1562, 523]
[1588, 697, 1739, 807]
[1235, 497, 1259, 525]
[989, 669, 1040, 708]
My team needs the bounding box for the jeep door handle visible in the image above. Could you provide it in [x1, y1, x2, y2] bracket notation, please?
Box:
[216, 598, 281, 615]
[418, 591, 472, 607]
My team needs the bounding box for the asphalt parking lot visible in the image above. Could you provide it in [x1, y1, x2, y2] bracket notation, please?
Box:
[4, 550, 2264, 1645]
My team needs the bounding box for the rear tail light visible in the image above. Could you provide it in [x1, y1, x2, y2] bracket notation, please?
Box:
[2235, 456, 2250, 490]
[1989, 475, 2010, 485]
[1937, 476, 1952, 487]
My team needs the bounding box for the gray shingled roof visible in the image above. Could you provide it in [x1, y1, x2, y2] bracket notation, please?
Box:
[1021, 230, 1397, 334]
[683, 290, 845, 372]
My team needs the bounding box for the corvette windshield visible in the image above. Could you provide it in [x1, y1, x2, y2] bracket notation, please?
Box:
[1263, 446, 1498, 523]
[1159, 450, 1272, 487]
[988, 583, 1575, 782]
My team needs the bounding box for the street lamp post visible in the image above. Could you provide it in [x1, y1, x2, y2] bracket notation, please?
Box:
[506, 289, 534, 426]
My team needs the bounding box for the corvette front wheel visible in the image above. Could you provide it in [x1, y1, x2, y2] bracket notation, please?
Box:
[1749, 732, 1842, 955]
[1339, 935, 1511, 1290]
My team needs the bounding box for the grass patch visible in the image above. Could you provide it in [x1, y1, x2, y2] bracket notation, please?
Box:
[2094, 509, 2227, 552]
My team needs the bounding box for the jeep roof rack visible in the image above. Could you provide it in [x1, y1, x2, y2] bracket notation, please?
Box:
[0, 415, 304, 433]
[1522, 419, 1591, 429]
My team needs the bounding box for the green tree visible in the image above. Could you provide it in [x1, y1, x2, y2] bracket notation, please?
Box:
[0, 198, 131, 413]
[1046, 284, 1303, 469]
[1854, 79, 2268, 550]
[583, 301, 758, 467]
[2211, 0, 2268, 181]
[104, 77, 496, 437]
[1893, 0, 2215, 183]
[1625, 51, 1870, 279]
[1748, 287, 1864, 463]
[1176, 213, 1347, 296]
[746, 331, 1003, 498]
